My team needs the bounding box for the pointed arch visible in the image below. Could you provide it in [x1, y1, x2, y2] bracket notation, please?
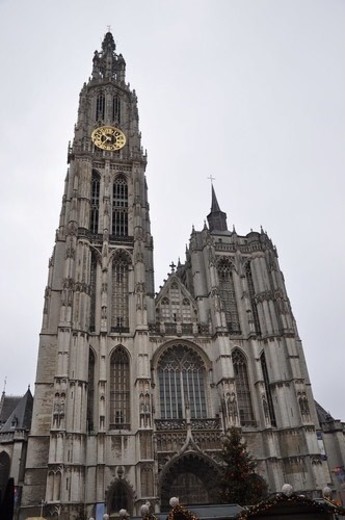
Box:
[109, 346, 130, 430]
[87, 348, 96, 432]
[113, 94, 121, 123]
[89, 248, 99, 332]
[112, 174, 128, 237]
[245, 261, 261, 335]
[111, 250, 130, 332]
[217, 259, 240, 333]
[96, 91, 105, 120]
[232, 348, 255, 425]
[107, 479, 134, 515]
[159, 452, 220, 509]
[158, 344, 207, 419]
[90, 170, 100, 234]
[260, 351, 277, 426]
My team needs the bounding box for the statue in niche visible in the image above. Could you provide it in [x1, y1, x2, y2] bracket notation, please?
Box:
[227, 392, 238, 418]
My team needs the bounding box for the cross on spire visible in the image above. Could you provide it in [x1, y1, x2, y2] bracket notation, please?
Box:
[207, 175, 216, 184]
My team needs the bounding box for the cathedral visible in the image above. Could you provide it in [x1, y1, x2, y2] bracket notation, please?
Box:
[16, 32, 341, 519]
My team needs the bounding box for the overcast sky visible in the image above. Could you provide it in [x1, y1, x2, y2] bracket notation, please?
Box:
[0, 0, 344, 420]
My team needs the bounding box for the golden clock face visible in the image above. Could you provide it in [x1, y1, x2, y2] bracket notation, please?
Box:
[91, 126, 126, 151]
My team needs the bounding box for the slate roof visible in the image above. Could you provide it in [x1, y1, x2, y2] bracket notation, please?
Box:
[315, 401, 335, 424]
[0, 393, 21, 426]
[0, 389, 33, 432]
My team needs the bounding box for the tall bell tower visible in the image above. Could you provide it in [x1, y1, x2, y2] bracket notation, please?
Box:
[21, 32, 155, 520]
[20, 30, 335, 520]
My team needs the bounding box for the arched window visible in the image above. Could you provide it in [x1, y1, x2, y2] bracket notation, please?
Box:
[158, 344, 207, 419]
[90, 171, 100, 234]
[87, 349, 95, 432]
[96, 92, 105, 120]
[260, 352, 276, 426]
[232, 349, 254, 425]
[245, 262, 261, 335]
[218, 260, 240, 333]
[299, 396, 310, 417]
[113, 94, 121, 122]
[112, 175, 128, 237]
[110, 347, 130, 429]
[111, 252, 129, 332]
[89, 250, 97, 332]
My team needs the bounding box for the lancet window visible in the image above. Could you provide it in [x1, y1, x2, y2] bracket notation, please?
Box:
[260, 352, 277, 426]
[90, 171, 100, 234]
[89, 250, 97, 332]
[87, 349, 95, 432]
[109, 347, 130, 430]
[113, 94, 121, 122]
[232, 349, 255, 425]
[96, 92, 105, 120]
[111, 252, 129, 332]
[245, 262, 261, 335]
[158, 344, 207, 419]
[112, 175, 128, 237]
[218, 260, 241, 333]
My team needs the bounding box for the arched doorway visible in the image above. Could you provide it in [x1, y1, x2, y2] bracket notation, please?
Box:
[160, 453, 220, 510]
[107, 479, 133, 516]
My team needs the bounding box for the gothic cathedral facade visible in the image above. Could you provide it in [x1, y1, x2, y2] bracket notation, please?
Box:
[20, 33, 331, 519]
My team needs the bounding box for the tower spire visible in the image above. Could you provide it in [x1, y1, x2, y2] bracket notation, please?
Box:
[91, 30, 126, 82]
[207, 183, 228, 232]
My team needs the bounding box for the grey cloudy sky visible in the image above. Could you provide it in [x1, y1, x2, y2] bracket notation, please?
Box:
[0, 0, 344, 420]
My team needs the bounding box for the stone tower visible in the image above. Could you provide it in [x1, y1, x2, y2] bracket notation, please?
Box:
[20, 32, 332, 520]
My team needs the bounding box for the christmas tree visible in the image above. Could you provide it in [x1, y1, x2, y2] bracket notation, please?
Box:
[218, 427, 268, 505]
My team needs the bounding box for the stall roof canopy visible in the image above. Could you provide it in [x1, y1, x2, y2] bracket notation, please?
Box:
[235, 493, 345, 520]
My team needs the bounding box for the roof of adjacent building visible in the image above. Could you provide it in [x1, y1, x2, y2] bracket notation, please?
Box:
[0, 388, 33, 432]
[0, 393, 21, 425]
[315, 401, 335, 424]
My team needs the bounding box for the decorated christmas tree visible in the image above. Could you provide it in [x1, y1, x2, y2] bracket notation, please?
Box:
[218, 427, 268, 505]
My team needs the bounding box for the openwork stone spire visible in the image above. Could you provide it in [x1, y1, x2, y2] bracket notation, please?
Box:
[207, 184, 228, 232]
[91, 31, 126, 82]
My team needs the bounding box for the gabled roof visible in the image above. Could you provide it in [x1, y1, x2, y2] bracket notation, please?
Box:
[1, 388, 33, 433]
[156, 273, 196, 308]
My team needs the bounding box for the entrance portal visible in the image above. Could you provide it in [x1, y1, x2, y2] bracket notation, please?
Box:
[160, 453, 220, 510]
